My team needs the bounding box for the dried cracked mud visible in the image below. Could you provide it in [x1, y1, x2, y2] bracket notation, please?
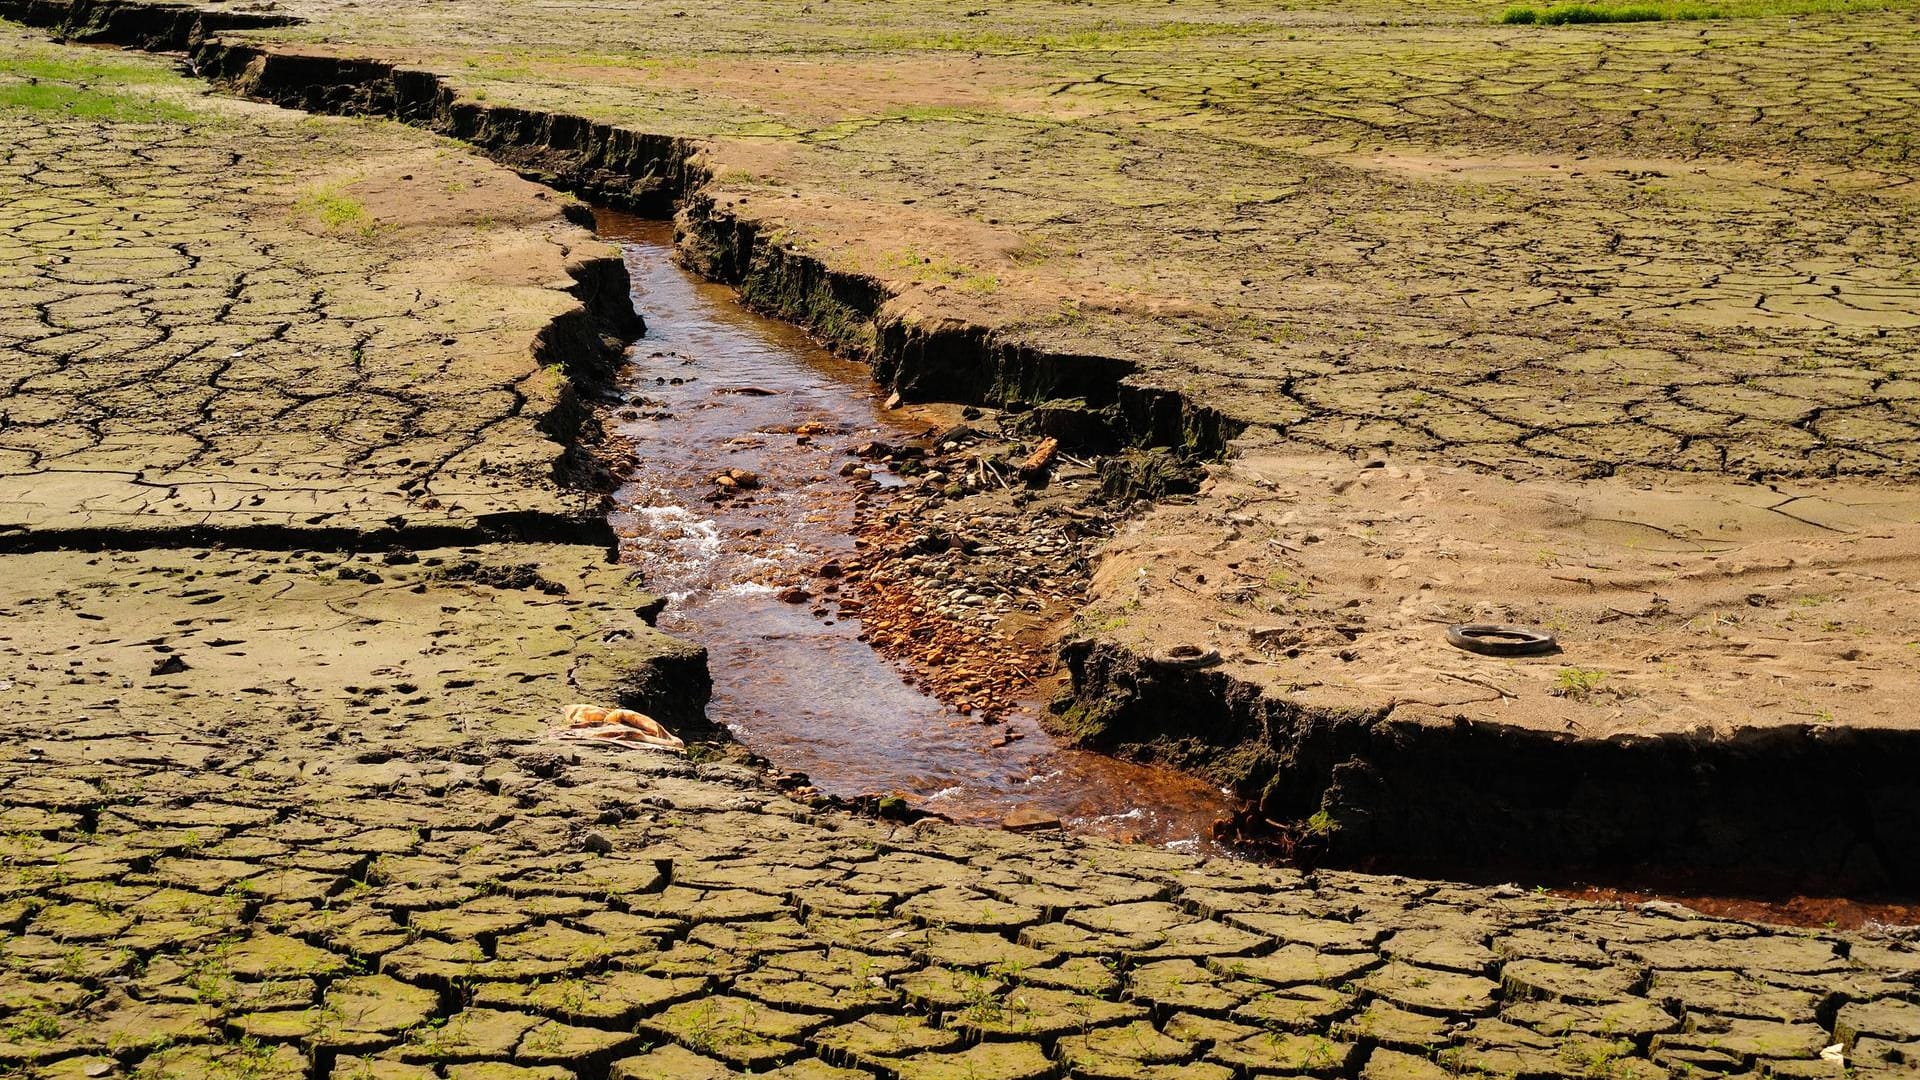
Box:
[55, 0, 1913, 857]
[0, 30, 631, 544]
[136, 0, 1920, 480]
[4, 3, 1920, 1079]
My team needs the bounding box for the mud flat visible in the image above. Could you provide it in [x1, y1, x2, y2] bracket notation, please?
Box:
[8, 16, 1920, 1080]
[5, 0, 1919, 891]
[1062, 446, 1920, 889]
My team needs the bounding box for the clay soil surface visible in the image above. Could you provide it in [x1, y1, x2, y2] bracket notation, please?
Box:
[145, 0, 1920, 762]
[0, 28, 630, 539]
[155, 0, 1920, 481]
[1086, 447, 1920, 737]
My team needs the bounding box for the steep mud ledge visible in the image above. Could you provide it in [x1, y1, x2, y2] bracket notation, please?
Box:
[675, 194, 1243, 457]
[1061, 640, 1920, 893]
[535, 252, 647, 498]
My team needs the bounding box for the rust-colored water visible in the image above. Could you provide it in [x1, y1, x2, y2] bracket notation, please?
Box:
[597, 215, 1231, 851]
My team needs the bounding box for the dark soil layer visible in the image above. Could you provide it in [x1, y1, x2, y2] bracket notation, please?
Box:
[1060, 639, 1920, 893]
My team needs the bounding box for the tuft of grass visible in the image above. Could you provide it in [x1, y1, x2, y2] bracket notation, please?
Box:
[5, 1009, 62, 1041]
[1501, 0, 1903, 21]
[292, 185, 376, 236]
[1551, 667, 1609, 701]
[0, 80, 195, 122]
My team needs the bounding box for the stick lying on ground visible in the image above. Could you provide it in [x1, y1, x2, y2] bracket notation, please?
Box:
[554, 703, 686, 752]
[1018, 437, 1058, 483]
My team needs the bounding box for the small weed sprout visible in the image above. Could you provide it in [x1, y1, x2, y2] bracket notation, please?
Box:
[1552, 667, 1608, 701]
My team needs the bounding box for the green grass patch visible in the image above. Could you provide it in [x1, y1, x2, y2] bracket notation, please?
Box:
[1501, 3, 1708, 22]
[1, 51, 180, 85]
[0, 30, 203, 122]
[1500, 0, 1912, 20]
[0, 80, 195, 122]
[292, 185, 376, 236]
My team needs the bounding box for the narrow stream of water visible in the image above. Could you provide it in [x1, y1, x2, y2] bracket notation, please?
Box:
[596, 215, 1231, 852]
[584, 218, 1920, 929]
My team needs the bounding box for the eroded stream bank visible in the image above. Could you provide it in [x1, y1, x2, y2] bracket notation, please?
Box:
[595, 214, 1231, 849]
[588, 216, 1920, 928]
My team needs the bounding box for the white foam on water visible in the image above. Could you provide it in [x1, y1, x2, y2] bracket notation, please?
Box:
[618, 502, 724, 602]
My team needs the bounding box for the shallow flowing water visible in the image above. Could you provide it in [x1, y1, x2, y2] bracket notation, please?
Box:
[597, 214, 1231, 851]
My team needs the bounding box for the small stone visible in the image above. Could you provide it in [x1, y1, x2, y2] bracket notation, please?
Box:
[150, 655, 190, 676]
[1002, 807, 1061, 832]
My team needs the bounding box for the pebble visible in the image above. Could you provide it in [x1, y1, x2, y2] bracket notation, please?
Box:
[1002, 807, 1063, 832]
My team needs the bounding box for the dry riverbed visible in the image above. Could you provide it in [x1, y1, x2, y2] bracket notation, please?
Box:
[3, 8, 1920, 1080]
[6, 0, 1917, 893]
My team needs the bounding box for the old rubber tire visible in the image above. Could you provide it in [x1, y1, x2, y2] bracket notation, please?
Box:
[1446, 623, 1558, 657]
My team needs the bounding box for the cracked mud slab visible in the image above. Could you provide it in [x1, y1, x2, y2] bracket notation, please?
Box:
[1, 16, 1918, 1080]
[7, 707, 1920, 1080]
[1062, 445, 1920, 883]
[79, 0, 1920, 481]
[1082, 447, 1920, 738]
[0, 19, 627, 541]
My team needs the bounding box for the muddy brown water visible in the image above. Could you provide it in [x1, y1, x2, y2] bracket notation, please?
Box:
[596, 215, 1231, 851]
